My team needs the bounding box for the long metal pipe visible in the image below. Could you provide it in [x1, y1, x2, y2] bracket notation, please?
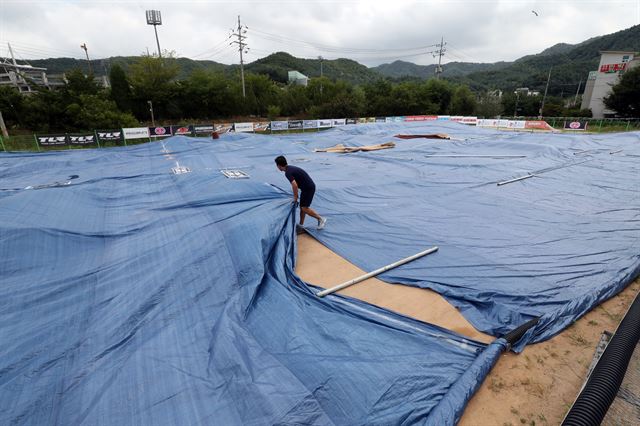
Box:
[497, 173, 535, 186]
[316, 246, 439, 297]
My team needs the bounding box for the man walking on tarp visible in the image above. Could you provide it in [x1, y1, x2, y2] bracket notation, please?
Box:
[275, 155, 327, 230]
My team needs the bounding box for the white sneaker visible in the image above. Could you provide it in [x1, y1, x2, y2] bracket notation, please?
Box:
[317, 217, 327, 230]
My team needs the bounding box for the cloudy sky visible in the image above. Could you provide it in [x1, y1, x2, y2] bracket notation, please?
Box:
[1, 0, 639, 67]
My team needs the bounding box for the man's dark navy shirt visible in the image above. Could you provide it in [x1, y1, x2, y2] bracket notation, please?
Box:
[285, 165, 316, 191]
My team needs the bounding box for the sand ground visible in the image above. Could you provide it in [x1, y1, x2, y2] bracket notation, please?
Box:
[295, 233, 640, 425]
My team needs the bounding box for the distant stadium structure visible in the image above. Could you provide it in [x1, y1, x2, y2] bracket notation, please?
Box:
[581, 50, 640, 118]
[288, 70, 309, 86]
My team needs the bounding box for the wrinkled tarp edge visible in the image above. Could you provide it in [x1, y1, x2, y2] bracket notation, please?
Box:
[426, 338, 508, 425]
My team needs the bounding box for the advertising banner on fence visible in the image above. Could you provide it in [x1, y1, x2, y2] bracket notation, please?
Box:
[438, 116, 451, 121]
[96, 130, 123, 143]
[303, 120, 318, 129]
[375, 117, 386, 123]
[497, 120, 510, 128]
[234, 122, 254, 133]
[214, 123, 234, 133]
[357, 118, 367, 124]
[270, 121, 288, 131]
[171, 125, 194, 136]
[461, 116, 478, 125]
[563, 120, 588, 131]
[385, 117, 394, 123]
[393, 116, 404, 122]
[37, 134, 68, 146]
[366, 117, 376, 123]
[318, 119, 333, 128]
[477, 119, 498, 127]
[346, 118, 357, 125]
[288, 120, 303, 130]
[149, 126, 172, 137]
[507, 120, 526, 129]
[193, 125, 214, 134]
[253, 122, 270, 132]
[332, 118, 346, 126]
[68, 134, 96, 145]
[525, 120, 554, 131]
[123, 127, 150, 139]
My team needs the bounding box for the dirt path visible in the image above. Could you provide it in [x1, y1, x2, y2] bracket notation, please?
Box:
[295, 233, 640, 425]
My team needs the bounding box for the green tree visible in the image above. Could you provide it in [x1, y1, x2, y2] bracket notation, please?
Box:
[450, 85, 477, 115]
[180, 69, 239, 118]
[0, 86, 25, 128]
[109, 64, 132, 112]
[603, 65, 640, 117]
[65, 95, 138, 130]
[474, 92, 503, 118]
[128, 54, 180, 119]
[419, 79, 453, 114]
[63, 68, 100, 97]
[363, 79, 393, 116]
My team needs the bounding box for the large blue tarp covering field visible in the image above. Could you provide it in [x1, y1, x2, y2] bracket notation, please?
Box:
[1, 121, 639, 424]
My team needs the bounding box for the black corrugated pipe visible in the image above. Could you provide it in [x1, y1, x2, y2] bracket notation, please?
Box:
[562, 290, 640, 426]
[503, 317, 539, 349]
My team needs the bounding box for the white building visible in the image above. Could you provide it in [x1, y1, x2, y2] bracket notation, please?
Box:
[287, 70, 308, 87]
[581, 51, 640, 118]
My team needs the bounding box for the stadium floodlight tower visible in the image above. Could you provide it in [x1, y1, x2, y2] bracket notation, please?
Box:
[145, 10, 163, 58]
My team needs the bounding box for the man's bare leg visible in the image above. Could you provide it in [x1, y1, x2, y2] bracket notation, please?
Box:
[301, 207, 321, 225]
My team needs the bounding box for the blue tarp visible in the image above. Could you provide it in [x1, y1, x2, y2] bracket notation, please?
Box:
[1, 121, 639, 424]
[1, 133, 500, 425]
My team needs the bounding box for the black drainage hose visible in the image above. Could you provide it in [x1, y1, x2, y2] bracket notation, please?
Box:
[562, 290, 640, 426]
[503, 317, 540, 349]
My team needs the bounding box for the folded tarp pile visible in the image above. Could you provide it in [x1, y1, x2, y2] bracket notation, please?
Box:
[1, 120, 639, 424]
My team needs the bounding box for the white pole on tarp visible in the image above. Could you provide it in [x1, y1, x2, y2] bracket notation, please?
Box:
[316, 246, 439, 298]
[497, 173, 535, 186]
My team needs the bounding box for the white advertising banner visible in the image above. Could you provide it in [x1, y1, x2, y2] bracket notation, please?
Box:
[303, 120, 318, 129]
[318, 119, 333, 128]
[332, 118, 346, 126]
[270, 121, 288, 131]
[234, 122, 254, 133]
[461, 116, 478, 125]
[507, 120, 526, 129]
[497, 120, 510, 128]
[123, 127, 150, 139]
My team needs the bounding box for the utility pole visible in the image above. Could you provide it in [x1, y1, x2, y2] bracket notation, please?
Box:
[573, 79, 582, 107]
[231, 15, 248, 98]
[318, 56, 324, 96]
[539, 67, 552, 119]
[513, 91, 520, 118]
[0, 111, 9, 138]
[80, 43, 93, 75]
[434, 36, 446, 79]
[148, 100, 155, 127]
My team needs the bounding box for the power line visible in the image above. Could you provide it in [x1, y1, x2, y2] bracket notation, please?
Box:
[249, 27, 437, 54]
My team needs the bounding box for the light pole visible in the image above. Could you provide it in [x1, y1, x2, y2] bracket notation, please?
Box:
[148, 100, 155, 127]
[145, 10, 163, 58]
[513, 91, 520, 118]
[80, 43, 93, 75]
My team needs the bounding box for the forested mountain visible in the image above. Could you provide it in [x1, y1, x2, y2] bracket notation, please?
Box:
[3, 24, 639, 94]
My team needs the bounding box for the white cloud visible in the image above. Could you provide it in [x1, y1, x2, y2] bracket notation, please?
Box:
[0, 0, 638, 66]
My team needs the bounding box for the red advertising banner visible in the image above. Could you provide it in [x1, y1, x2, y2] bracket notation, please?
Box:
[524, 121, 554, 131]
